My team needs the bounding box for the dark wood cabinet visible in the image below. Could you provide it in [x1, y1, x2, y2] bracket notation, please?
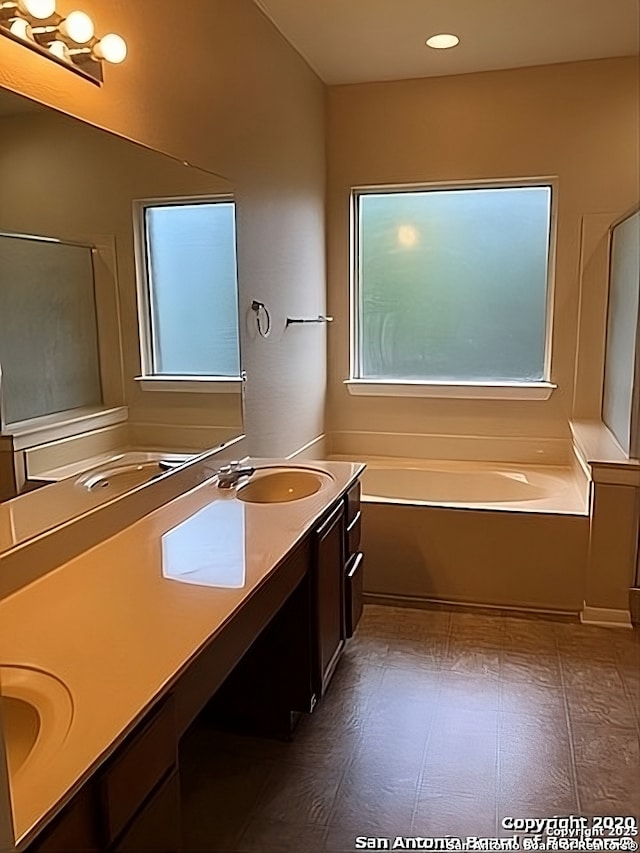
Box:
[312, 501, 346, 697]
[345, 551, 364, 638]
[29, 786, 100, 853]
[345, 481, 361, 541]
[344, 481, 364, 638]
[29, 698, 179, 853]
[205, 540, 315, 737]
[100, 698, 178, 849]
[207, 491, 357, 728]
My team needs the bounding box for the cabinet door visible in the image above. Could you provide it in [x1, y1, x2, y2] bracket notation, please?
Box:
[313, 502, 346, 696]
[101, 697, 177, 846]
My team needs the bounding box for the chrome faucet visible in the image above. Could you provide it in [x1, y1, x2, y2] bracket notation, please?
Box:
[216, 461, 256, 489]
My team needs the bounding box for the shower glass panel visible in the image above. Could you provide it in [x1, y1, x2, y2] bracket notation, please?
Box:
[0, 233, 101, 426]
[602, 209, 640, 457]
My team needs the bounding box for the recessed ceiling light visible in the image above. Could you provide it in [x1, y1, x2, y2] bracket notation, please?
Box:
[426, 33, 460, 49]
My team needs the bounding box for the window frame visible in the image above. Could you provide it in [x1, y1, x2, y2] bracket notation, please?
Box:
[133, 194, 242, 391]
[347, 178, 558, 400]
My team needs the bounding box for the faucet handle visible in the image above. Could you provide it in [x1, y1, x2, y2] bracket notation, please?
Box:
[215, 461, 255, 489]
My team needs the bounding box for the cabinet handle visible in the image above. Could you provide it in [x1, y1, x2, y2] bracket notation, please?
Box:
[346, 511, 361, 534]
[316, 501, 344, 539]
[347, 552, 364, 579]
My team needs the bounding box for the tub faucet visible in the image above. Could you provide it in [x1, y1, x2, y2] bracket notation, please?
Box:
[216, 461, 256, 489]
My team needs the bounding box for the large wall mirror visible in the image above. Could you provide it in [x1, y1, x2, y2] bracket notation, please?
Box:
[0, 87, 244, 479]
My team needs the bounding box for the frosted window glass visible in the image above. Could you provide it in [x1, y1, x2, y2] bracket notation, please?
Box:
[145, 202, 240, 376]
[357, 186, 552, 382]
[0, 235, 101, 424]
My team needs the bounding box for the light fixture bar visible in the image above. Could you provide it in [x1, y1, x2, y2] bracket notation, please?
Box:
[0, 2, 127, 85]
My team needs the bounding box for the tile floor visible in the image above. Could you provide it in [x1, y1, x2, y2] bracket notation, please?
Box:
[180, 605, 640, 852]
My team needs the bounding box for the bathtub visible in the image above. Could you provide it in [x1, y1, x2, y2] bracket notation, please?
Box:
[331, 456, 590, 613]
[359, 458, 589, 514]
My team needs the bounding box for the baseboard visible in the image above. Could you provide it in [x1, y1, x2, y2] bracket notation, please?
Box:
[580, 603, 633, 629]
[629, 588, 640, 625]
[364, 592, 577, 621]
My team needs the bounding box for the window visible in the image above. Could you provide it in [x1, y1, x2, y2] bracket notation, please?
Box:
[136, 197, 241, 383]
[350, 183, 555, 398]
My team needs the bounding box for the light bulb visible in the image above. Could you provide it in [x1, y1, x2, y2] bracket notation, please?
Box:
[59, 10, 94, 43]
[49, 39, 69, 60]
[17, 0, 55, 19]
[94, 32, 126, 63]
[425, 33, 460, 49]
[9, 17, 33, 39]
[397, 225, 418, 248]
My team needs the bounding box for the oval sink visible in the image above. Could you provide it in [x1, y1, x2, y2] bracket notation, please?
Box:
[1, 696, 39, 775]
[0, 665, 73, 784]
[76, 461, 163, 493]
[237, 469, 331, 503]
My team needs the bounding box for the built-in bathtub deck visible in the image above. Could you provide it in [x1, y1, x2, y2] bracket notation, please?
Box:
[330, 455, 589, 515]
[328, 455, 591, 613]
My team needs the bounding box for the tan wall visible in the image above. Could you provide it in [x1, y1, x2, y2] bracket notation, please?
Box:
[0, 109, 242, 450]
[326, 58, 640, 455]
[586, 482, 639, 612]
[362, 502, 588, 611]
[0, 0, 327, 457]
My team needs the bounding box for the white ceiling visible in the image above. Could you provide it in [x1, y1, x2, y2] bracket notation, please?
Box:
[255, 0, 640, 85]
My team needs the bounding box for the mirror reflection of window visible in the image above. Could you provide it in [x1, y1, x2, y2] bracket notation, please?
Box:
[136, 198, 241, 379]
[161, 500, 246, 588]
[0, 233, 102, 426]
[603, 208, 640, 456]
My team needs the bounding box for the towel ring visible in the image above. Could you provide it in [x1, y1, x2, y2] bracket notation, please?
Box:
[250, 300, 271, 338]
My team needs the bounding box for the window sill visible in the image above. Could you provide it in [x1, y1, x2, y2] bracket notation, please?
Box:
[344, 380, 556, 401]
[135, 376, 243, 394]
[1, 405, 128, 451]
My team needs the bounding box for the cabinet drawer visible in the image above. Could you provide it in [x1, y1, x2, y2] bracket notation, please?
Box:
[101, 697, 177, 845]
[345, 551, 364, 638]
[113, 770, 181, 852]
[345, 481, 361, 528]
[346, 510, 361, 557]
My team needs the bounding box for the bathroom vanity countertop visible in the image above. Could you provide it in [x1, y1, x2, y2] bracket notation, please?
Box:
[571, 419, 640, 484]
[0, 451, 194, 556]
[27, 449, 194, 483]
[0, 458, 364, 848]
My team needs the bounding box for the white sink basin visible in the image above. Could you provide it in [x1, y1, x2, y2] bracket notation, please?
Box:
[0, 665, 73, 784]
[76, 461, 164, 493]
[1, 696, 39, 775]
[236, 469, 333, 503]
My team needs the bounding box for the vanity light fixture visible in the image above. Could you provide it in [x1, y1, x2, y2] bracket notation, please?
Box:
[0, 0, 127, 84]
